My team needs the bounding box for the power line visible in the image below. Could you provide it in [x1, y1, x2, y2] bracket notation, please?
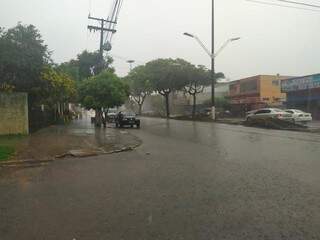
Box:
[246, 0, 320, 12]
[272, 0, 320, 8]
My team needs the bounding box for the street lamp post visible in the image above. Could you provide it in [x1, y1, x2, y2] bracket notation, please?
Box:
[212, 0, 215, 120]
[183, 32, 240, 119]
[127, 60, 135, 71]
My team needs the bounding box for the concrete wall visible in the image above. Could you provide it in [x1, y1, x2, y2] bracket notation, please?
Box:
[0, 92, 29, 135]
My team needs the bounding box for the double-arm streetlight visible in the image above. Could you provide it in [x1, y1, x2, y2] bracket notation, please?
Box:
[183, 32, 240, 119]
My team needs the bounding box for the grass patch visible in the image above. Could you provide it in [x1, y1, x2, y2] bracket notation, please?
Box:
[0, 135, 25, 161]
[0, 135, 25, 145]
[0, 146, 15, 161]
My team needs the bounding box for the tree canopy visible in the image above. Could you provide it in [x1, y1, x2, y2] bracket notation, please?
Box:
[126, 65, 152, 114]
[40, 66, 77, 106]
[78, 71, 129, 111]
[145, 58, 191, 117]
[57, 51, 115, 82]
[0, 23, 50, 94]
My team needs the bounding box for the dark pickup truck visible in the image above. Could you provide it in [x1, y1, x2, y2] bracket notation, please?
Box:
[115, 113, 140, 128]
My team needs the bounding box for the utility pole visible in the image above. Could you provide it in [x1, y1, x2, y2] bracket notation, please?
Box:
[87, 15, 117, 62]
[211, 0, 216, 120]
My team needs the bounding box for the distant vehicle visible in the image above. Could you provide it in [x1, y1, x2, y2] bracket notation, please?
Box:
[106, 109, 117, 123]
[285, 109, 312, 123]
[115, 112, 140, 128]
[246, 108, 293, 122]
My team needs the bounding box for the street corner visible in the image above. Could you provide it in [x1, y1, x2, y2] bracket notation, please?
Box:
[0, 118, 143, 169]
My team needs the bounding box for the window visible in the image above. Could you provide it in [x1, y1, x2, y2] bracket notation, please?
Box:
[255, 110, 271, 114]
[272, 80, 279, 86]
[240, 80, 258, 93]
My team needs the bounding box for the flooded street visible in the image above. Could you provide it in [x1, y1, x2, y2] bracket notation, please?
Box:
[1, 117, 320, 239]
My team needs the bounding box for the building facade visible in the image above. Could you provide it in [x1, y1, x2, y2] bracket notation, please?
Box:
[281, 73, 320, 120]
[229, 75, 288, 115]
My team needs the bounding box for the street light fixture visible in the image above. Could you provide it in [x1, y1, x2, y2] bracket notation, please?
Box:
[183, 33, 240, 59]
[127, 60, 135, 71]
[183, 32, 240, 119]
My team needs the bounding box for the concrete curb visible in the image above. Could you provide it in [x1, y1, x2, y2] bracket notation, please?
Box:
[0, 142, 142, 169]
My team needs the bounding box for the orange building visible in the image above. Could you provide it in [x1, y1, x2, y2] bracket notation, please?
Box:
[229, 75, 290, 115]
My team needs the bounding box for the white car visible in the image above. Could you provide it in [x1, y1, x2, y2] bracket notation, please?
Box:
[246, 108, 293, 122]
[285, 109, 312, 123]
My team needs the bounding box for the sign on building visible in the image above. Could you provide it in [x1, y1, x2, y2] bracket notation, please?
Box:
[281, 74, 320, 92]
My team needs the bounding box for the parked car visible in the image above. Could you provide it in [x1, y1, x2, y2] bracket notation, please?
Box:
[285, 109, 312, 123]
[106, 109, 117, 123]
[246, 108, 293, 122]
[115, 112, 141, 128]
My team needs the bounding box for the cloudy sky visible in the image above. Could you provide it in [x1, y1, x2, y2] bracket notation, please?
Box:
[1, 0, 320, 80]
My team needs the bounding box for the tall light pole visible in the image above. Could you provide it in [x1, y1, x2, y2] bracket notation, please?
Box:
[183, 32, 240, 119]
[211, 0, 215, 120]
[127, 60, 135, 71]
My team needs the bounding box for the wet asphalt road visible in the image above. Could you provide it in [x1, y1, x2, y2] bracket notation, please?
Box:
[1, 117, 320, 240]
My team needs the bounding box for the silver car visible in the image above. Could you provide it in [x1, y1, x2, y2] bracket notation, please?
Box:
[285, 109, 312, 123]
[246, 108, 293, 122]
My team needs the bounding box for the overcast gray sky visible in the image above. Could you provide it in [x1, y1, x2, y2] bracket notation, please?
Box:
[1, 0, 320, 80]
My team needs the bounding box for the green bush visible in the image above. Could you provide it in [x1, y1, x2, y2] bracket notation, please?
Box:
[0, 146, 15, 161]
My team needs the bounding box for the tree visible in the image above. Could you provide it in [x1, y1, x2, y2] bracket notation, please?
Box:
[40, 66, 77, 120]
[56, 60, 80, 82]
[0, 23, 50, 100]
[78, 71, 129, 127]
[146, 58, 189, 118]
[56, 51, 115, 82]
[76, 51, 114, 80]
[183, 65, 224, 117]
[126, 65, 152, 115]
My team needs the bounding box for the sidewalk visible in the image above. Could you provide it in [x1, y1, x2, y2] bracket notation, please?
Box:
[9, 115, 142, 162]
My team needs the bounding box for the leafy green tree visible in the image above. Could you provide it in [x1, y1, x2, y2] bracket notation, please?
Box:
[145, 58, 189, 118]
[40, 66, 77, 120]
[76, 51, 114, 80]
[126, 65, 152, 115]
[184, 65, 224, 117]
[56, 60, 80, 82]
[78, 71, 129, 127]
[0, 23, 50, 100]
[56, 51, 114, 82]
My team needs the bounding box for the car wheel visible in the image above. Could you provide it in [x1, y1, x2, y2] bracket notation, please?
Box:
[131, 125, 133, 128]
[137, 124, 140, 129]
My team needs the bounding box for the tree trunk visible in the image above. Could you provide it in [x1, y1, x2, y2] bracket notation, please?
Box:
[95, 109, 103, 127]
[192, 94, 197, 118]
[138, 104, 142, 115]
[165, 94, 170, 118]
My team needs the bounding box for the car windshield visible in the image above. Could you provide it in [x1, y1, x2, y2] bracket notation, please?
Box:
[124, 113, 136, 117]
[109, 109, 117, 114]
[295, 110, 304, 113]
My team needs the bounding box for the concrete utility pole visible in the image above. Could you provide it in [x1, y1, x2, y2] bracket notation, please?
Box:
[87, 15, 117, 61]
[211, 0, 216, 120]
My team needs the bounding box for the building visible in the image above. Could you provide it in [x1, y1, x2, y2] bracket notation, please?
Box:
[196, 82, 231, 105]
[281, 73, 320, 119]
[229, 75, 289, 115]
